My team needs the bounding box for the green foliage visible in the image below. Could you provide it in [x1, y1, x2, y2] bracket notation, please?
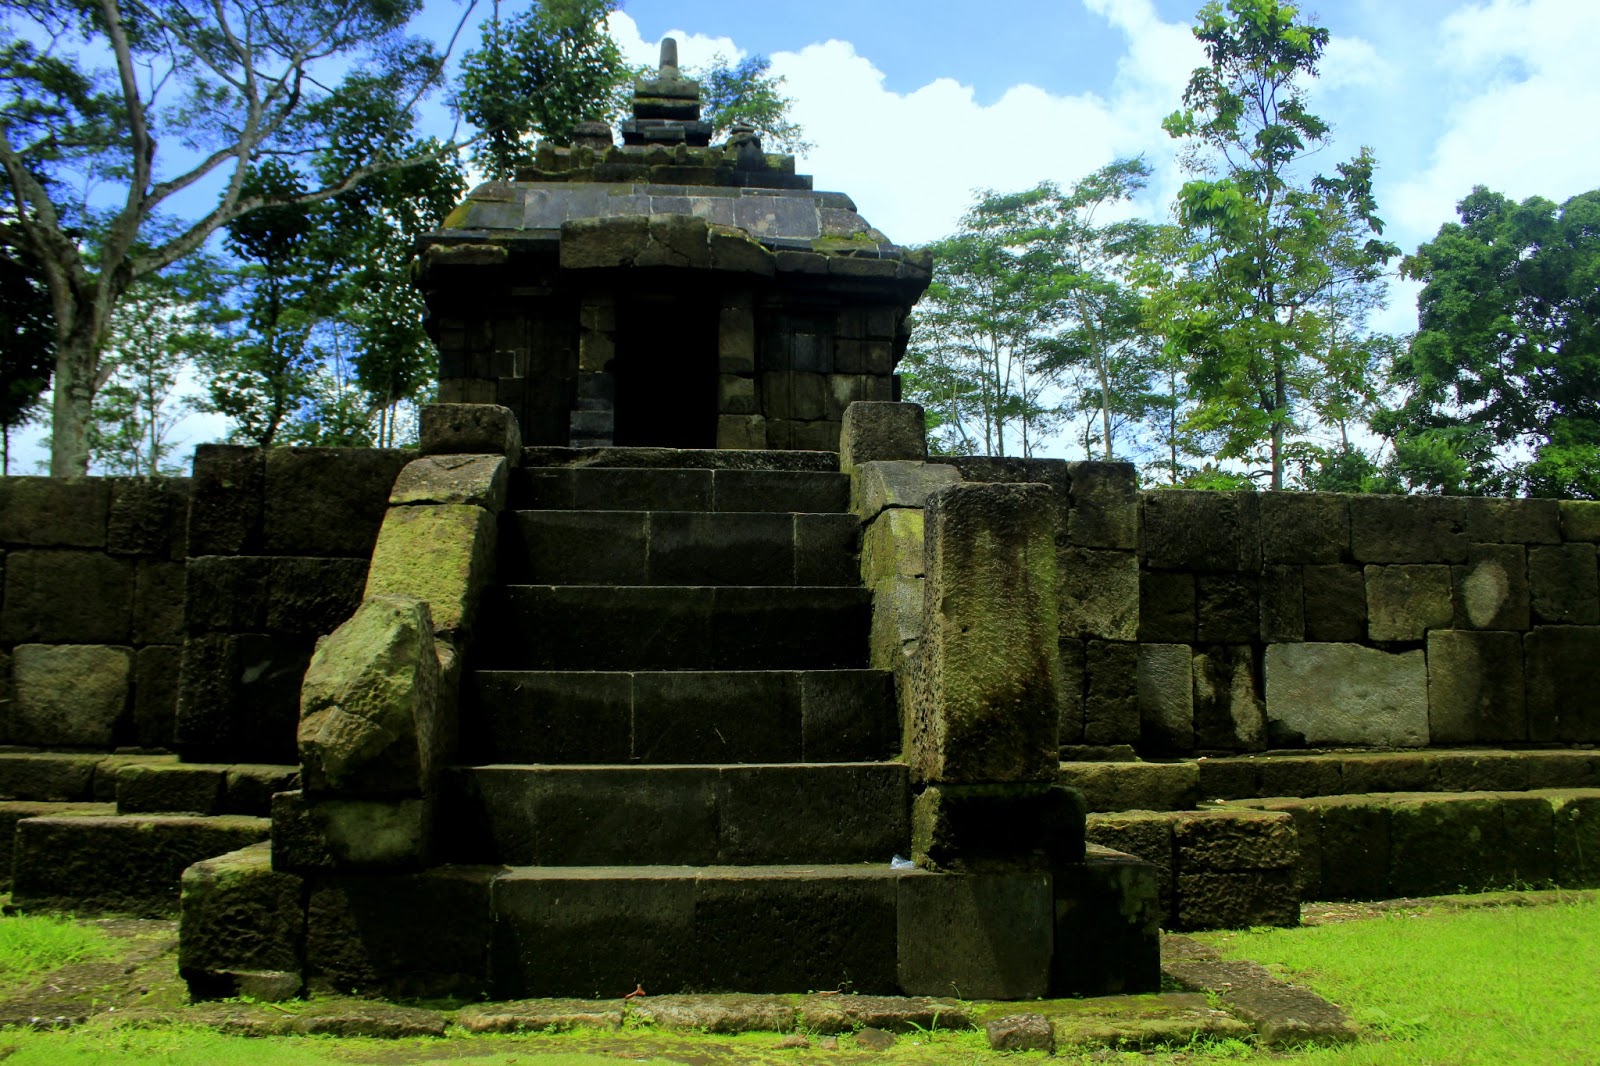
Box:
[0, 0, 466, 474]
[0, 913, 113, 993]
[1151, 0, 1399, 489]
[0, 215, 53, 474]
[458, 0, 631, 179]
[696, 54, 810, 154]
[1386, 186, 1600, 498]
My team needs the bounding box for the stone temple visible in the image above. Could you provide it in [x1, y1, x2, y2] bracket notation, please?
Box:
[0, 39, 1597, 1018]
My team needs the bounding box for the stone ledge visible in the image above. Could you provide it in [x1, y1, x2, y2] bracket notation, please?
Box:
[1161, 935, 1358, 1048]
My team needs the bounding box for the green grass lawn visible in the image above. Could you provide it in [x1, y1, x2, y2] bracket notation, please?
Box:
[0, 893, 1593, 1064]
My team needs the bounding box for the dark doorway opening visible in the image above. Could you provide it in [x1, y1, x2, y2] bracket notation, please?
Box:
[612, 289, 719, 448]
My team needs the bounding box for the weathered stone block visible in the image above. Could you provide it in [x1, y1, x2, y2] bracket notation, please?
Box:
[1388, 796, 1508, 896]
[1083, 811, 1175, 910]
[420, 404, 522, 460]
[838, 402, 926, 470]
[264, 448, 410, 557]
[299, 597, 442, 797]
[1523, 752, 1600, 790]
[1197, 757, 1259, 800]
[1051, 846, 1162, 995]
[911, 484, 1060, 783]
[861, 509, 924, 584]
[389, 455, 508, 510]
[1064, 462, 1139, 549]
[1559, 500, 1600, 543]
[1175, 870, 1298, 930]
[897, 872, 1053, 1000]
[1315, 796, 1392, 900]
[869, 576, 922, 705]
[1550, 792, 1600, 886]
[1192, 644, 1264, 752]
[911, 783, 1085, 872]
[716, 415, 766, 450]
[1060, 761, 1199, 813]
[1429, 751, 1528, 792]
[1349, 495, 1468, 564]
[1426, 630, 1526, 744]
[1256, 755, 1341, 799]
[1302, 564, 1366, 642]
[0, 549, 134, 642]
[185, 555, 270, 632]
[1459, 496, 1560, 544]
[1529, 542, 1598, 624]
[717, 374, 758, 416]
[1084, 641, 1139, 746]
[1137, 644, 1193, 754]
[1139, 571, 1194, 642]
[108, 477, 189, 558]
[174, 632, 311, 764]
[266, 557, 368, 637]
[117, 762, 225, 814]
[1525, 627, 1600, 743]
[1259, 565, 1304, 641]
[1141, 491, 1259, 572]
[364, 505, 496, 638]
[133, 644, 181, 748]
[849, 461, 960, 522]
[133, 560, 186, 644]
[180, 842, 305, 1001]
[1453, 543, 1529, 630]
[187, 445, 265, 556]
[1058, 548, 1139, 640]
[306, 866, 493, 998]
[1174, 809, 1297, 871]
[1264, 644, 1428, 747]
[0, 477, 110, 547]
[1197, 574, 1258, 643]
[224, 765, 300, 816]
[11, 812, 268, 917]
[271, 790, 432, 871]
[718, 306, 757, 374]
[11, 644, 131, 746]
[1366, 565, 1453, 641]
[1057, 638, 1085, 746]
[1259, 491, 1348, 564]
[0, 753, 100, 800]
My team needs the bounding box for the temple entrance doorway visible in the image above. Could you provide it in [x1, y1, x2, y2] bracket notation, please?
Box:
[612, 289, 720, 448]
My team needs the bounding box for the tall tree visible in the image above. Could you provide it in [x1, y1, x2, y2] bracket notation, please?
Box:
[88, 282, 208, 476]
[1153, 0, 1399, 488]
[903, 185, 1073, 458]
[0, 0, 477, 475]
[0, 215, 52, 473]
[1383, 187, 1600, 498]
[696, 54, 810, 154]
[458, 0, 630, 179]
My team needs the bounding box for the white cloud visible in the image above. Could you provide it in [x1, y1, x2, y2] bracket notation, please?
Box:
[1319, 36, 1392, 91]
[1387, 0, 1600, 242]
[611, 3, 1199, 247]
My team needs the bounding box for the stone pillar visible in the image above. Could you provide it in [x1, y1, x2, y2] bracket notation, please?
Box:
[717, 291, 763, 449]
[909, 483, 1082, 873]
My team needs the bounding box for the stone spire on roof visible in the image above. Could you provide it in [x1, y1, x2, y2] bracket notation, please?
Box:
[621, 38, 714, 148]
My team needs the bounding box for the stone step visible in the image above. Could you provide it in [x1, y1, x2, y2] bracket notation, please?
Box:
[513, 465, 850, 514]
[1060, 747, 1600, 813]
[10, 813, 270, 917]
[521, 447, 838, 473]
[0, 800, 113, 889]
[465, 669, 897, 764]
[438, 762, 909, 867]
[502, 511, 857, 586]
[1225, 787, 1600, 902]
[477, 586, 873, 671]
[183, 847, 1160, 1000]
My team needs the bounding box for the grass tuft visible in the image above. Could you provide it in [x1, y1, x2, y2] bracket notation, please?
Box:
[0, 914, 114, 990]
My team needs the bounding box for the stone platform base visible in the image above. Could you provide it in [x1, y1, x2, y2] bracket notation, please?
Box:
[179, 843, 1161, 1002]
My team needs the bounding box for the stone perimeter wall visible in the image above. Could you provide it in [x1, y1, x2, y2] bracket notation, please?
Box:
[0, 477, 190, 750]
[852, 439, 1600, 757]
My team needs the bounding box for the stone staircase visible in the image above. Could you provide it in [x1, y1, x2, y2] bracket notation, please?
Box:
[437, 450, 917, 996]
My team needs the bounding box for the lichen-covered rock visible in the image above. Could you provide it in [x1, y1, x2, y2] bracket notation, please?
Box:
[839, 402, 927, 470]
[11, 644, 132, 746]
[912, 483, 1060, 784]
[850, 461, 960, 522]
[419, 404, 521, 460]
[1264, 643, 1427, 747]
[179, 842, 305, 1000]
[986, 1013, 1054, 1053]
[298, 596, 442, 796]
[389, 455, 508, 509]
[363, 504, 496, 638]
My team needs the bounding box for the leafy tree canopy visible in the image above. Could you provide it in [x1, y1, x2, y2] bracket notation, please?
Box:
[1383, 186, 1600, 497]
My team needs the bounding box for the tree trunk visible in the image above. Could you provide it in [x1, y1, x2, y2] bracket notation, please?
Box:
[49, 328, 101, 477]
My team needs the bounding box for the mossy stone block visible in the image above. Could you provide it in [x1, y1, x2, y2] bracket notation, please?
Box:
[364, 505, 496, 638]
